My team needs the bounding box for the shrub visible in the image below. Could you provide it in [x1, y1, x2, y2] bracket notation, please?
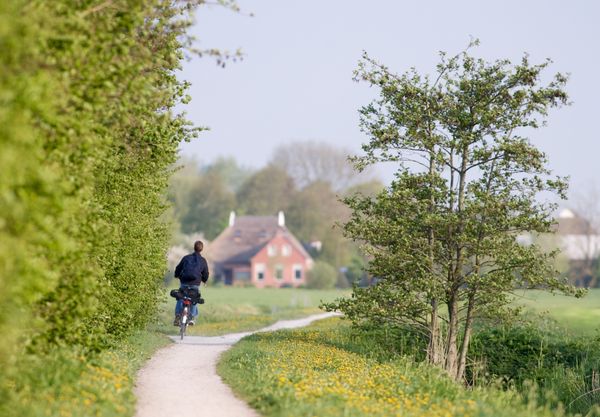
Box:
[469, 320, 600, 416]
[306, 261, 337, 289]
[0, 0, 199, 409]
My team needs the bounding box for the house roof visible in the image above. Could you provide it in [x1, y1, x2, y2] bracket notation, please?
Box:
[205, 213, 311, 266]
[555, 208, 594, 235]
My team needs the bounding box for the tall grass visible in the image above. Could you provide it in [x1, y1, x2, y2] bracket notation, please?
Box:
[0, 331, 169, 417]
[470, 317, 600, 416]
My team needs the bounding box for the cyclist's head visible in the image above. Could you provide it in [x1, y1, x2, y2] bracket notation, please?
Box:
[194, 240, 204, 253]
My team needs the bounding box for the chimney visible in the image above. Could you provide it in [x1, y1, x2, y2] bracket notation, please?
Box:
[229, 211, 236, 227]
[278, 211, 285, 227]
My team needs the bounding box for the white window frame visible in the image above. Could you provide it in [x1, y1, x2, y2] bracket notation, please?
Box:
[255, 263, 265, 281]
[267, 244, 277, 257]
[293, 264, 303, 280]
[282, 244, 292, 257]
[275, 264, 284, 280]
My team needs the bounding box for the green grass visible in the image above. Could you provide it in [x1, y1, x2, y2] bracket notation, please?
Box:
[513, 289, 600, 335]
[215, 289, 600, 417]
[153, 286, 349, 336]
[0, 287, 344, 417]
[219, 318, 579, 417]
[0, 330, 170, 417]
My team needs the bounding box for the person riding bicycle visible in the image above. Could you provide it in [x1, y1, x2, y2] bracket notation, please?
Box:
[173, 240, 209, 326]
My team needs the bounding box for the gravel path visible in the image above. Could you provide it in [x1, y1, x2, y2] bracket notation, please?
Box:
[134, 312, 337, 417]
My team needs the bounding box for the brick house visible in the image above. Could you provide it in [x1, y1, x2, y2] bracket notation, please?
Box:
[205, 211, 313, 287]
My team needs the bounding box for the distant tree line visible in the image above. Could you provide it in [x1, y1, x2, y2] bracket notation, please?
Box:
[168, 141, 384, 288]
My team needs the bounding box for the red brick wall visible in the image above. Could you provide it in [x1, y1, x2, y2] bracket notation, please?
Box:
[250, 234, 311, 288]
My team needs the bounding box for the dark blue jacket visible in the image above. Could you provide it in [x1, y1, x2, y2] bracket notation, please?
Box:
[174, 252, 209, 286]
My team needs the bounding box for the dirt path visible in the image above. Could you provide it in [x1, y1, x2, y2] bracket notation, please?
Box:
[134, 312, 337, 417]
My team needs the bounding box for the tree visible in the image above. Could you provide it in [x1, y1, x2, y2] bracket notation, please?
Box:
[181, 170, 237, 238]
[306, 261, 337, 289]
[344, 179, 385, 198]
[343, 254, 370, 286]
[325, 44, 580, 381]
[168, 158, 241, 238]
[203, 156, 254, 193]
[270, 140, 376, 191]
[168, 157, 252, 238]
[529, 232, 570, 278]
[236, 164, 296, 215]
[286, 181, 359, 271]
[168, 159, 204, 230]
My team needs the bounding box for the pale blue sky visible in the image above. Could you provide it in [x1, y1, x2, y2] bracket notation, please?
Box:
[178, 0, 599, 190]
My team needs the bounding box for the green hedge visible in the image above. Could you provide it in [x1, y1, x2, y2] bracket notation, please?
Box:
[470, 321, 600, 415]
[0, 0, 197, 410]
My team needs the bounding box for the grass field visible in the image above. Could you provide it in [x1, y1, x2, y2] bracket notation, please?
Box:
[213, 287, 600, 417]
[151, 286, 600, 337]
[154, 286, 349, 336]
[514, 289, 600, 335]
[219, 318, 579, 417]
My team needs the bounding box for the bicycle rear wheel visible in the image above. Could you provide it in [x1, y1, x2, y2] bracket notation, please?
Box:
[180, 306, 188, 340]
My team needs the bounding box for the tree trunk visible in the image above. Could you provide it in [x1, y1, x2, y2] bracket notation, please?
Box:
[444, 293, 459, 377]
[427, 299, 444, 366]
[445, 144, 469, 378]
[426, 136, 442, 365]
[456, 290, 475, 381]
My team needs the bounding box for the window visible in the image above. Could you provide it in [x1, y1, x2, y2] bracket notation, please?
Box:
[255, 263, 265, 281]
[282, 244, 292, 257]
[293, 264, 303, 280]
[267, 244, 277, 256]
[275, 264, 284, 280]
[234, 270, 251, 281]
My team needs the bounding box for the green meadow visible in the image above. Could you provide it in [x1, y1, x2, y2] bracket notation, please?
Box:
[154, 286, 348, 335]
[217, 287, 600, 417]
[220, 318, 568, 417]
[515, 289, 600, 335]
[152, 286, 600, 337]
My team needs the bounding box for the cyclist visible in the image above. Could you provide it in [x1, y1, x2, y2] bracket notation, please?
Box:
[173, 240, 209, 326]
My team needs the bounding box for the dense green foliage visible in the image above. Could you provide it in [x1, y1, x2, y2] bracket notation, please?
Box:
[219, 317, 596, 417]
[469, 321, 600, 414]
[168, 157, 250, 238]
[306, 261, 337, 289]
[0, 0, 60, 376]
[327, 43, 579, 380]
[0, 0, 200, 413]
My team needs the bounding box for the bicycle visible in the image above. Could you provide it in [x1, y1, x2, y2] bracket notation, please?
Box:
[170, 286, 204, 340]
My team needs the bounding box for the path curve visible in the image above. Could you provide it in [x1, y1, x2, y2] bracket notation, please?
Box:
[134, 312, 337, 417]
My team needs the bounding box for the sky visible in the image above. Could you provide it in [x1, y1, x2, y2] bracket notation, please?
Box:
[177, 0, 599, 194]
